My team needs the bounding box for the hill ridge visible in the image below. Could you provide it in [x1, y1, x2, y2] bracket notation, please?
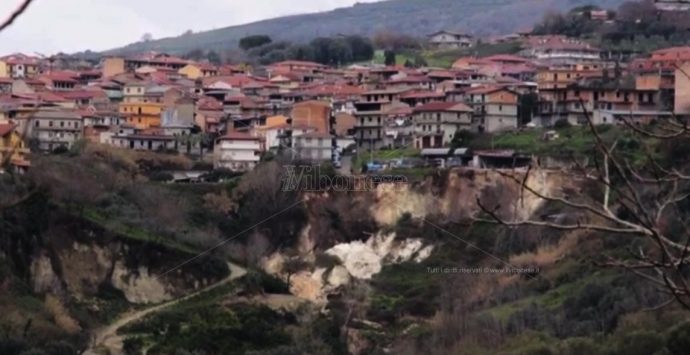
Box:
[104, 0, 627, 55]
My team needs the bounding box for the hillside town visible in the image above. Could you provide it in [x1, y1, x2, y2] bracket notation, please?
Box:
[1, 14, 690, 175]
[5, 1, 690, 355]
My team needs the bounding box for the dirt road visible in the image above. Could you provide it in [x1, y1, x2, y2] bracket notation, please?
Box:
[83, 262, 247, 355]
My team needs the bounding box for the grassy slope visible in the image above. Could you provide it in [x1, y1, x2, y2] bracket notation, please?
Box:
[466, 125, 656, 165]
[372, 41, 523, 68]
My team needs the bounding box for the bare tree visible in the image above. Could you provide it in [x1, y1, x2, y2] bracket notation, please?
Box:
[475, 101, 690, 310]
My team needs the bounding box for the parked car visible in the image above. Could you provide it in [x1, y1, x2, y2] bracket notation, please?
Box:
[447, 157, 464, 167]
[366, 161, 385, 172]
[393, 157, 426, 169]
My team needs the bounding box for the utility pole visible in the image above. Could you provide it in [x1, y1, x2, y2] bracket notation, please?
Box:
[329, 100, 340, 167]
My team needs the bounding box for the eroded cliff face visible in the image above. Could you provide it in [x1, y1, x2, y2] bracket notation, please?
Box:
[25, 217, 227, 305]
[263, 231, 433, 303]
[264, 168, 567, 304]
[371, 168, 566, 226]
[29, 238, 222, 304]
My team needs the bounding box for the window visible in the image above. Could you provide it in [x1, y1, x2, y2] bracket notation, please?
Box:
[49, 121, 53, 127]
[499, 105, 503, 111]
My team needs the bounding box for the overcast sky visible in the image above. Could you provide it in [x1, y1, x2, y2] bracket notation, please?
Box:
[0, 0, 379, 55]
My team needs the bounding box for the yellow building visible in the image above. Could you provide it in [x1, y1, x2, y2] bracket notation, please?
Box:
[119, 102, 164, 129]
[0, 122, 29, 170]
[178, 63, 218, 79]
[0, 53, 40, 78]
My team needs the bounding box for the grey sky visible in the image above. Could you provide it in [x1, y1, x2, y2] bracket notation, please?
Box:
[0, 0, 379, 55]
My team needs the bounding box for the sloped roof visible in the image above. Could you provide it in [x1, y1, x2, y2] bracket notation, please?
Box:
[0, 123, 17, 137]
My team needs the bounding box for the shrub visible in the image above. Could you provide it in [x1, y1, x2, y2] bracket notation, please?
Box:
[44, 341, 76, 355]
[553, 119, 572, 129]
[612, 330, 664, 355]
[52, 145, 69, 155]
[123, 337, 144, 355]
[558, 337, 603, 355]
[68, 139, 88, 156]
[204, 168, 241, 182]
[148, 171, 174, 182]
[667, 321, 690, 355]
[241, 270, 290, 295]
[0, 339, 26, 355]
[314, 253, 341, 269]
[191, 161, 214, 171]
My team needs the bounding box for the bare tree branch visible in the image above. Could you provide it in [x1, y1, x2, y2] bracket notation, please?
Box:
[0, 0, 34, 33]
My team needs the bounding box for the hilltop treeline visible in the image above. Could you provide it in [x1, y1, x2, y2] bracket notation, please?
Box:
[241, 35, 375, 66]
[533, 0, 690, 50]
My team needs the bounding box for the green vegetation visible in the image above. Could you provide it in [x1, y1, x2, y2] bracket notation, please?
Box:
[372, 40, 523, 68]
[122, 302, 294, 355]
[80, 206, 199, 255]
[245, 35, 374, 66]
[465, 125, 656, 165]
[534, 0, 690, 53]
[239, 35, 273, 51]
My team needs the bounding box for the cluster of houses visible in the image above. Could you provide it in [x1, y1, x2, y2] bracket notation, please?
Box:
[1, 32, 690, 174]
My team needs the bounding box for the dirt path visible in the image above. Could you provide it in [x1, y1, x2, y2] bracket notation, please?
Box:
[83, 262, 247, 355]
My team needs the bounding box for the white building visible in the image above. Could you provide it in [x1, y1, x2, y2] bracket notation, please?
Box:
[29, 109, 84, 151]
[293, 132, 332, 161]
[655, 0, 690, 11]
[214, 132, 263, 171]
[412, 102, 474, 149]
[522, 36, 601, 64]
[257, 124, 316, 151]
[427, 31, 474, 49]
